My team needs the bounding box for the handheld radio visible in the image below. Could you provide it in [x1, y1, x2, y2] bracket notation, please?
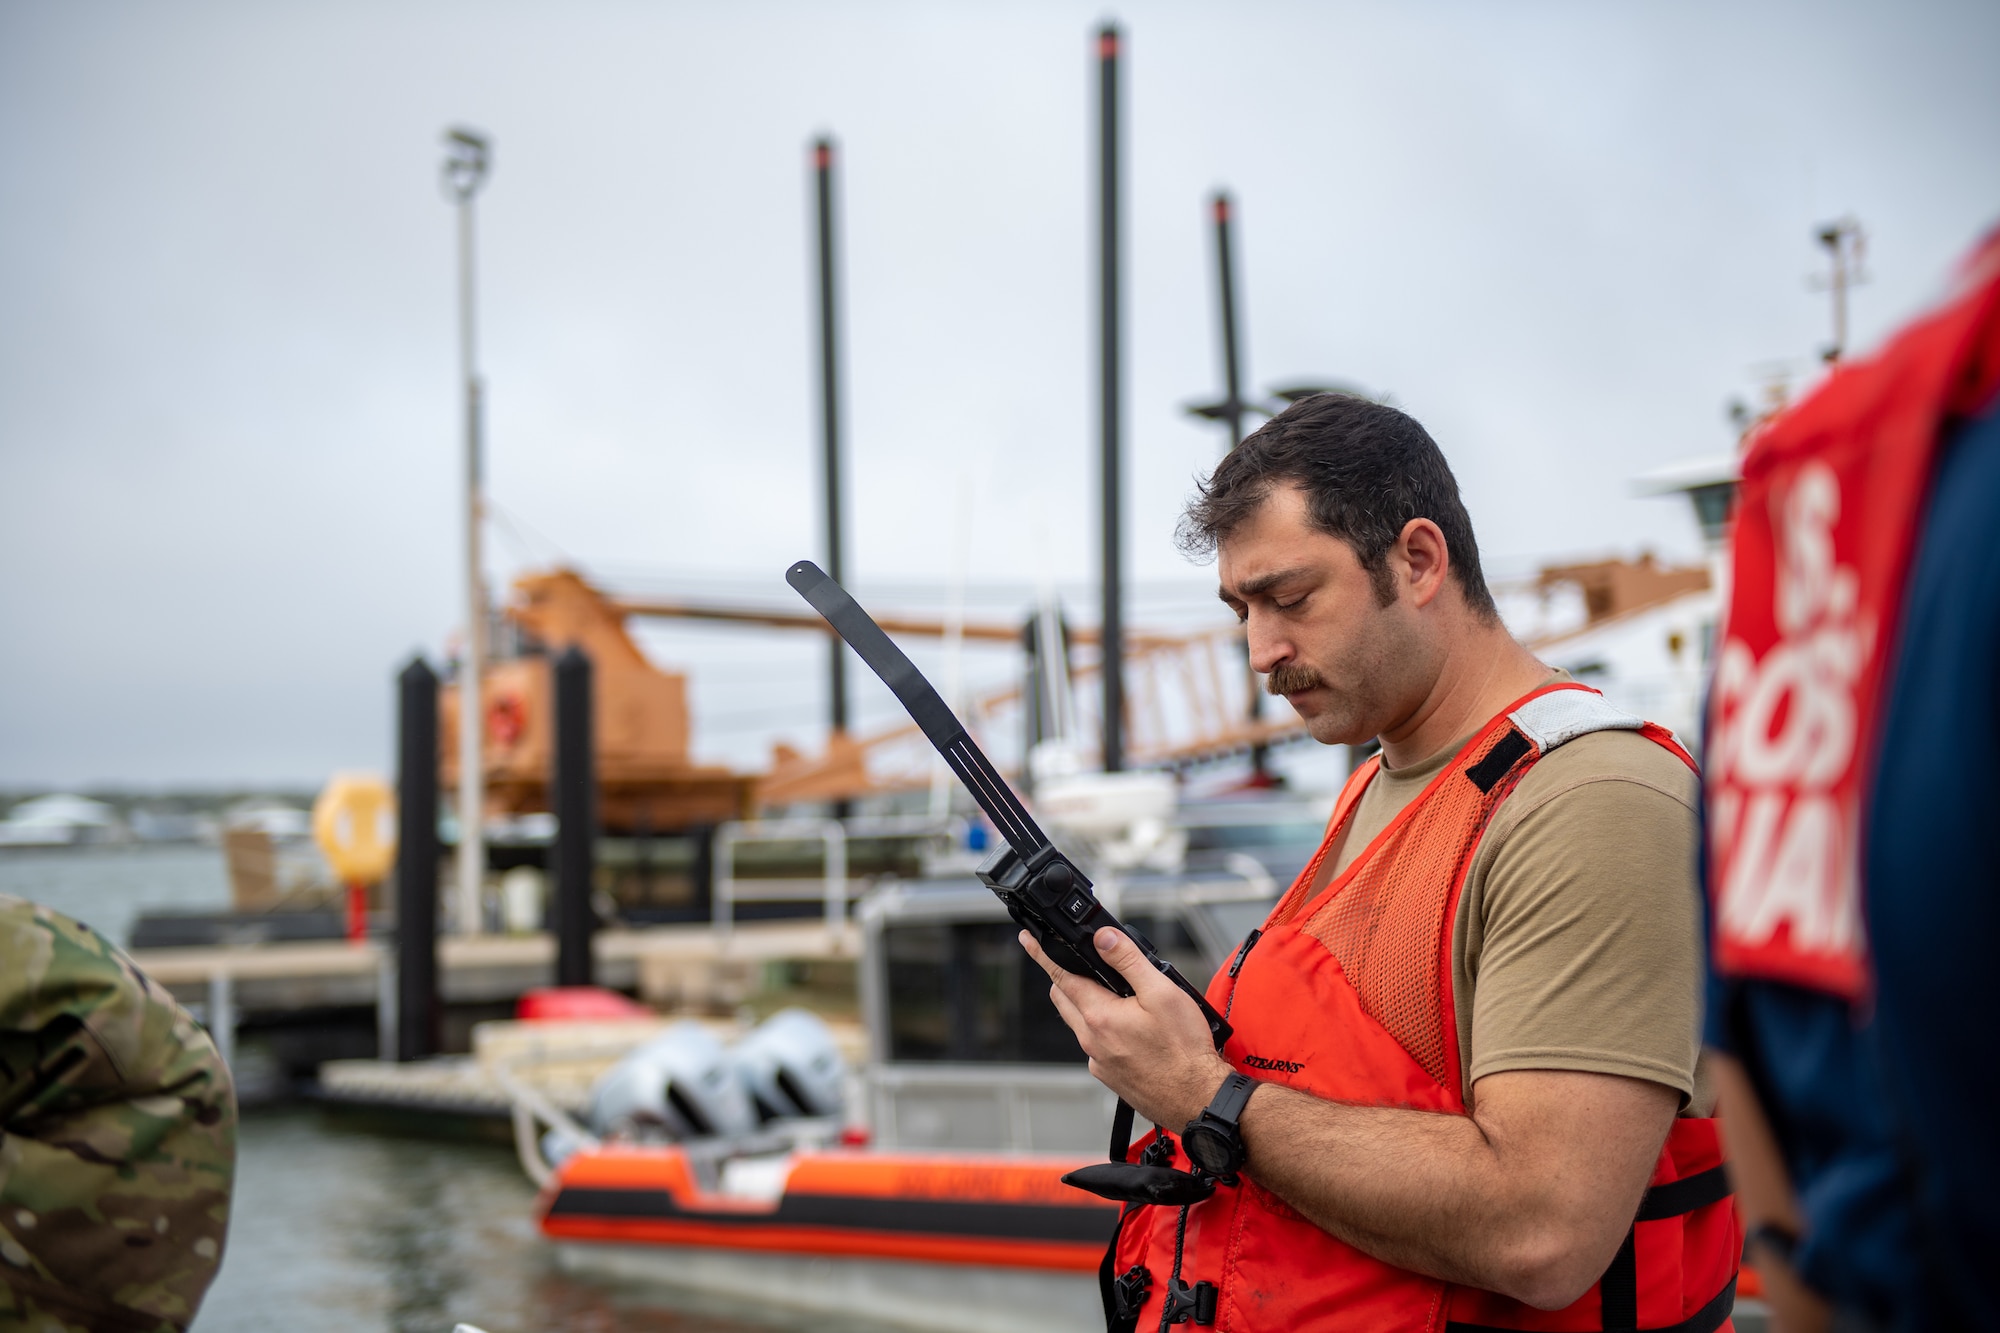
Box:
[785, 560, 1232, 1051]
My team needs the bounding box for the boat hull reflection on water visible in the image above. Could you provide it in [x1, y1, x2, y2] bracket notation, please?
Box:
[538, 1144, 1115, 1333]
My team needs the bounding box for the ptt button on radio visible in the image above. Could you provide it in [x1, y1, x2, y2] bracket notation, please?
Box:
[1062, 891, 1093, 922]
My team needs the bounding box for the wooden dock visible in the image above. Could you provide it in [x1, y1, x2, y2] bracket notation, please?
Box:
[315, 1013, 869, 1122]
[131, 919, 861, 1066]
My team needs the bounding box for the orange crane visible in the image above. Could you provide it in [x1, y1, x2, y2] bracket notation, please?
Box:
[448, 557, 1711, 816]
[439, 569, 758, 833]
[442, 567, 1311, 818]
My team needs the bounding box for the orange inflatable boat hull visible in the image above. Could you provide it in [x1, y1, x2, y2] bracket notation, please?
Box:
[538, 1144, 1120, 1271]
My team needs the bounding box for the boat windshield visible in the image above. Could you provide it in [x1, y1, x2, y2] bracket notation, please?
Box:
[1192, 900, 1269, 960]
[881, 909, 1226, 1065]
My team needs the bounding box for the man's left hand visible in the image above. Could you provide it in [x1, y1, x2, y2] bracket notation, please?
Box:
[1020, 926, 1232, 1129]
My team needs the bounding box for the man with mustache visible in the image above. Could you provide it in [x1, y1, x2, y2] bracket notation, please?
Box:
[1024, 393, 1737, 1333]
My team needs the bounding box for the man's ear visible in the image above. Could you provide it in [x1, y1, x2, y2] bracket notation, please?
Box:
[1397, 518, 1451, 608]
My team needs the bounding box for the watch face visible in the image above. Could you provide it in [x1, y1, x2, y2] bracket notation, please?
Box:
[1183, 1125, 1233, 1175]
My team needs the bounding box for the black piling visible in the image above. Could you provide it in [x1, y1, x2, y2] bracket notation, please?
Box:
[689, 824, 716, 921]
[552, 645, 597, 988]
[1097, 23, 1126, 772]
[813, 135, 849, 741]
[394, 656, 441, 1062]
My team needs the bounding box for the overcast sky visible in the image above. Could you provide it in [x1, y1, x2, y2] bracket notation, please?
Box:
[2, 0, 1996, 789]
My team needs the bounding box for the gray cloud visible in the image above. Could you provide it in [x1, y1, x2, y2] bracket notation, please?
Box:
[2, 0, 1995, 785]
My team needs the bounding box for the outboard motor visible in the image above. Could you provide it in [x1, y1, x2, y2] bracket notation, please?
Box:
[730, 1008, 846, 1121]
[586, 1021, 759, 1141]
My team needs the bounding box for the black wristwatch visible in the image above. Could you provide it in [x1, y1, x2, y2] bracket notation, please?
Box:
[1181, 1071, 1260, 1183]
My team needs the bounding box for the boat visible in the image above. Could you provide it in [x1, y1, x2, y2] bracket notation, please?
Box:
[521, 868, 1281, 1332]
[539, 1142, 1117, 1333]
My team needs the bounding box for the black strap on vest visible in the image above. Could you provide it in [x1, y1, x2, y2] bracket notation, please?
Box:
[1595, 1165, 1738, 1333]
[1156, 1201, 1216, 1328]
[1445, 1163, 1736, 1333]
[1444, 1277, 1735, 1333]
[1635, 1164, 1731, 1221]
[1099, 1205, 1148, 1333]
[1110, 1098, 1136, 1163]
[1600, 1164, 1738, 1328]
[1600, 1229, 1640, 1331]
[1067, 1100, 1219, 1207]
[1464, 728, 1534, 793]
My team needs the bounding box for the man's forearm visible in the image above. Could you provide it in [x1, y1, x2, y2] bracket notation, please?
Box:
[1237, 1073, 1674, 1309]
[1240, 1083, 1531, 1290]
[1019, 927, 1677, 1310]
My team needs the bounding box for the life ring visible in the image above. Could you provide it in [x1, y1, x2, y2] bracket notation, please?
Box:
[488, 693, 528, 748]
[311, 774, 396, 886]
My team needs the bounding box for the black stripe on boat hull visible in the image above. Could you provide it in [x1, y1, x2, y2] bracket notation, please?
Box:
[546, 1188, 1118, 1245]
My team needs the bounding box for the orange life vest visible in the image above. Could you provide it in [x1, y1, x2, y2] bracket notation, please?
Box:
[1103, 683, 1740, 1332]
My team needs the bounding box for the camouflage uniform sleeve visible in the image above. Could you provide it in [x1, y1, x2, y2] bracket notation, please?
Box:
[0, 894, 237, 1333]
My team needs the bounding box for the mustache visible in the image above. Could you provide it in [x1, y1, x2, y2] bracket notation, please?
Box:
[1266, 664, 1324, 695]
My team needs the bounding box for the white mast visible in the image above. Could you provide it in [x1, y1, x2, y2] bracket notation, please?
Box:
[443, 127, 491, 937]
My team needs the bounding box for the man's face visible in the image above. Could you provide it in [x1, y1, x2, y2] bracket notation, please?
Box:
[1215, 484, 1432, 747]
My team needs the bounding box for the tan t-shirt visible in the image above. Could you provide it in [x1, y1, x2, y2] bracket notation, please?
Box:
[1314, 692, 1712, 1114]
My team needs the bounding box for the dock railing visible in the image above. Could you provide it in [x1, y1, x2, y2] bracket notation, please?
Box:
[710, 815, 966, 942]
[164, 942, 399, 1069]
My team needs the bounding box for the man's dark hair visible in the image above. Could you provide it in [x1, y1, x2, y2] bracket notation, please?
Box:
[1177, 394, 1497, 619]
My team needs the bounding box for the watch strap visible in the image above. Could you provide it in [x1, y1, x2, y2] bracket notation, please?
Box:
[1204, 1071, 1259, 1128]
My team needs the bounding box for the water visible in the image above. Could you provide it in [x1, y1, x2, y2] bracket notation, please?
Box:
[197, 1108, 800, 1333]
[0, 843, 230, 945]
[0, 849, 840, 1333]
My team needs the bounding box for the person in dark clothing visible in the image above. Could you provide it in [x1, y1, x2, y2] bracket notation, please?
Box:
[1704, 228, 2000, 1333]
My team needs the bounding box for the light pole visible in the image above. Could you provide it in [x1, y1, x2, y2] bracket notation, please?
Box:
[442, 127, 490, 937]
